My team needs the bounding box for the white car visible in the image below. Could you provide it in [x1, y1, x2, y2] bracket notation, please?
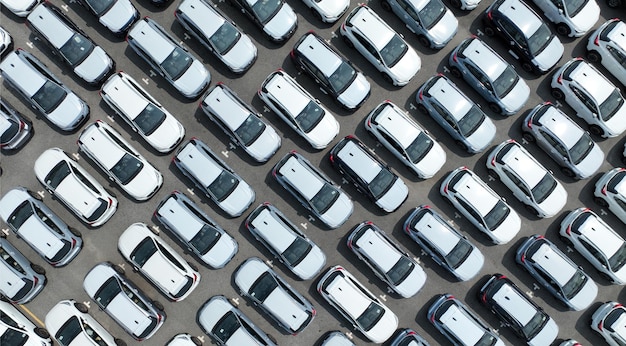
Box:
[487, 139, 568, 218]
[118, 223, 201, 301]
[441, 166, 521, 244]
[0, 0, 41, 17]
[258, 70, 339, 149]
[166, 333, 202, 346]
[34, 148, 118, 227]
[0, 298, 52, 346]
[0, 26, 12, 56]
[587, 19, 626, 87]
[364, 100, 445, 178]
[77, 0, 139, 36]
[200, 83, 280, 162]
[341, 5, 420, 86]
[100, 72, 185, 153]
[594, 167, 626, 224]
[230, 0, 297, 42]
[551, 58, 626, 138]
[78, 120, 163, 201]
[300, 0, 349, 23]
[591, 301, 626, 346]
[530, 0, 599, 37]
[347, 221, 426, 298]
[45, 299, 124, 346]
[560, 208, 626, 284]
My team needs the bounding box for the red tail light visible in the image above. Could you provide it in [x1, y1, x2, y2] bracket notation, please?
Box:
[556, 75, 563, 84]
[452, 52, 458, 62]
[490, 156, 496, 167]
[520, 254, 526, 263]
[601, 186, 607, 195]
[487, 11, 492, 19]
[108, 198, 113, 206]
[329, 154, 334, 163]
[418, 90, 423, 100]
[526, 117, 533, 129]
[594, 35, 600, 46]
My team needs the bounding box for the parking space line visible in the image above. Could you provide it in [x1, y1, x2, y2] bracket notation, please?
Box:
[17, 304, 45, 327]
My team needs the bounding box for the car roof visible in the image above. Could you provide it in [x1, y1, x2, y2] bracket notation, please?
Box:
[157, 195, 204, 240]
[79, 123, 126, 170]
[325, 272, 371, 318]
[178, 0, 224, 38]
[496, 0, 541, 36]
[439, 302, 485, 344]
[101, 74, 149, 120]
[536, 106, 582, 149]
[204, 85, 249, 130]
[578, 215, 624, 258]
[249, 207, 297, 253]
[0, 51, 46, 97]
[499, 143, 545, 188]
[413, 211, 459, 254]
[129, 19, 174, 64]
[336, 139, 381, 184]
[177, 141, 222, 188]
[451, 171, 498, 216]
[569, 62, 613, 103]
[355, 227, 401, 273]
[347, 7, 394, 50]
[278, 155, 324, 200]
[427, 77, 472, 121]
[373, 104, 420, 149]
[607, 20, 626, 49]
[492, 282, 536, 324]
[530, 242, 576, 287]
[296, 33, 341, 77]
[265, 72, 309, 115]
[0, 260, 25, 297]
[28, 4, 74, 48]
[462, 39, 506, 80]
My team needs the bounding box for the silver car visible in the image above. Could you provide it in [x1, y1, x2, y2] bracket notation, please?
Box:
[0, 0, 41, 17]
[0, 297, 52, 346]
[230, 0, 297, 42]
[234, 257, 315, 335]
[522, 102, 604, 180]
[0, 186, 83, 267]
[300, 0, 349, 23]
[347, 221, 427, 298]
[591, 301, 626, 346]
[127, 17, 210, 99]
[245, 202, 326, 280]
[594, 167, 626, 225]
[0, 237, 46, 304]
[201, 83, 280, 162]
[0, 97, 33, 152]
[530, 0, 599, 37]
[83, 262, 166, 341]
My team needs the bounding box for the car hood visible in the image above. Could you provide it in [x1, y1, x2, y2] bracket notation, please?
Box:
[146, 114, 184, 153]
[375, 177, 408, 213]
[100, 0, 137, 32]
[528, 316, 559, 346]
[305, 111, 339, 149]
[453, 246, 484, 281]
[125, 164, 162, 200]
[602, 103, 626, 136]
[317, 0, 350, 18]
[247, 125, 280, 162]
[569, 1, 600, 34]
[568, 277, 597, 311]
[338, 73, 370, 109]
[263, 4, 297, 40]
[202, 233, 237, 268]
[1, 0, 37, 14]
[74, 46, 112, 83]
[413, 140, 446, 179]
[536, 181, 568, 218]
[574, 143, 604, 179]
[533, 37, 564, 72]
[364, 306, 398, 344]
[393, 263, 426, 298]
[427, 10, 458, 46]
[175, 59, 210, 98]
[500, 78, 530, 115]
[466, 116, 496, 153]
[222, 35, 257, 72]
[47, 92, 86, 131]
[389, 47, 420, 84]
[218, 180, 255, 217]
[320, 191, 353, 229]
[293, 245, 326, 280]
[490, 208, 521, 244]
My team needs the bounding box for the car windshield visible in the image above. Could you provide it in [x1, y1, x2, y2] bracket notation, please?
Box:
[111, 153, 143, 185]
[130, 237, 157, 267]
[282, 236, 312, 266]
[483, 200, 510, 230]
[445, 239, 473, 269]
[357, 302, 385, 331]
[609, 242, 626, 272]
[380, 35, 408, 67]
[85, 199, 109, 223]
[210, 22, 240, 55]
[94, 277, 121, 308]
[251, 0, 282, 23]
[161, 47, 193, 80]
[1, 117, 19, 144]
[213, 311, 241, 342]
[564, 0, 588, 16]
[32, 80, 67, 113]
[46, 161, 71, 189]
[189, 224, 221, 255]
[207, 170, 239, 202]
[419, 0, 446, 29]
[235, 115, 265, 146]
[0, 329, 28, 346]
[528, 24, 553, 56]
[387, 256, 414, 286]
[82, 321, 107, 346]
[562, 269, 588, 299]
[60, 33, 94, 66]
[248, 271, 278, 302]
[135, 104, 166, 136]
[599, 89, 625, 122]
[476, 333, 498, 346]
[7, 201, 33, 230]
[492, 65, 519, 99]
[84, 0, 115, 15]
[296, 101, 325, 133]
[55, 316, 82, 346]
[458, 106, 484, 137]
[569, 134, 594, 165]
[406, 132, 434, 164]
[328, 61, 357, 94]
[311, 183, 340, 214]
[531, 173, 557, 204]
[522, 311, 548, 340]
[368, 169, 396, 199]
